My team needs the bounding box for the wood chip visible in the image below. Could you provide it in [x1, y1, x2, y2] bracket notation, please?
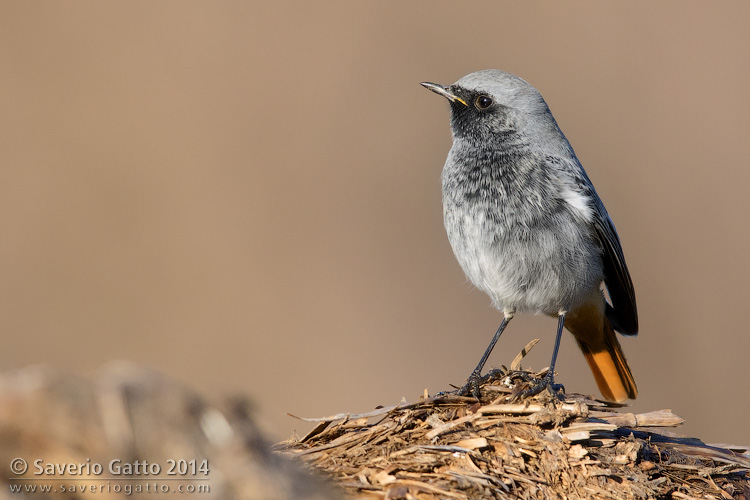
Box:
[510, 338, 540, 370]
[454, 437, 489, 450]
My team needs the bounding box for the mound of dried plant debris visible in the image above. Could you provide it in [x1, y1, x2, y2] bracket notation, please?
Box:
[278, 347, 750, 500]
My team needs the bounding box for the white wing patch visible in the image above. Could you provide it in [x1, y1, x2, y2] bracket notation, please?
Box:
[561, 184, 593, 223]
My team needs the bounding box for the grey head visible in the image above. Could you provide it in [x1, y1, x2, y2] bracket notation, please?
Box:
[421, 69, 571, 157]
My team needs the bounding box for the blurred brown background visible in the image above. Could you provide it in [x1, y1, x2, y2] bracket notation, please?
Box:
[1, 2, 749, 446]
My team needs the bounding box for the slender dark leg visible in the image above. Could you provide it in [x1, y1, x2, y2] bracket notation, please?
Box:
[547, 313, 565, 380]
[457, 315, 512, 397]
[516, 312, 566, 400]
[471, 315, 513, 377]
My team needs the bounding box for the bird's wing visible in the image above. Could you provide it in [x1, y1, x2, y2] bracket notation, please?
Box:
[550, 155, 638, 336]
[590, 194, 638, 336]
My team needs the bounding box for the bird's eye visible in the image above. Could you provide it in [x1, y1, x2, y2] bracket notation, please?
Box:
[475, 95, 493, 109]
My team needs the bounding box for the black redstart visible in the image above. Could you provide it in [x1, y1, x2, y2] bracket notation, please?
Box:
[422, 70, 638, 402]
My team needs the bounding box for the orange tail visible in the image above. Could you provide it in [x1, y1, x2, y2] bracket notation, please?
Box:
[565, 293, 638, 403]
[576, 316, 637, 402]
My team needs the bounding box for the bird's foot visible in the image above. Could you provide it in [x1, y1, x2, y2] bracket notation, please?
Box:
[455, 370, 484, 399]
[512, 371, 565, 402]
[448, 368, 507, 399]
[435, 369, 503, 399]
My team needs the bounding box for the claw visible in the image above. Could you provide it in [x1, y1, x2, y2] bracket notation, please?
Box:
[512, 372, 565, 402]
[456, 370, 483, 398]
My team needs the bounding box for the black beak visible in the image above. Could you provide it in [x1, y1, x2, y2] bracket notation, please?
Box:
[420, 82, 468, 106]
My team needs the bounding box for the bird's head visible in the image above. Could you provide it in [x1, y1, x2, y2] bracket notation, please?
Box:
[422, 69, 552, 142]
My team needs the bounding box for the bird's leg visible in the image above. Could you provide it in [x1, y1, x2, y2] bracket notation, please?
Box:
[457, 313, 513, 398]
[515, 312, 566, 401]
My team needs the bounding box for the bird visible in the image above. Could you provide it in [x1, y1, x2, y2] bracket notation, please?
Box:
[421, 70, 638, 402]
